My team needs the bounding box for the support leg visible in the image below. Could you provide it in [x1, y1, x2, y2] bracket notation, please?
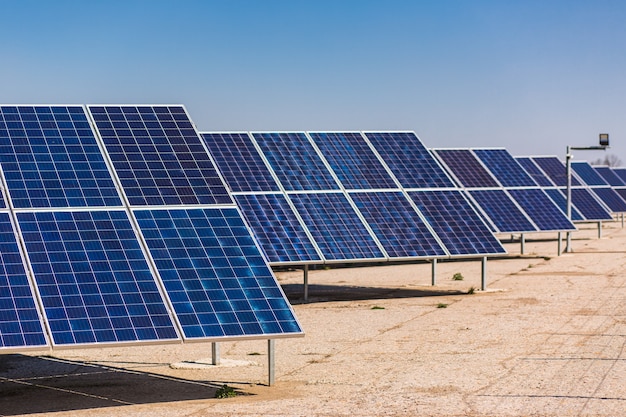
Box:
[431, 259, 437, 286]
[303, 264, 309, 302]
[557, 232, 562, 256]
[520, 234, 525, 255]
[481, 257, 487, 291]
[268, 339, 275, 386]
[598, 221, 602, 239]
[212, 342, 220, 365]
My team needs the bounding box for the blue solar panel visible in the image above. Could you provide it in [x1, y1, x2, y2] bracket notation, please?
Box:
[135, 208, 301, 339]
[201, 133, 280, 192]
[543, 188, 585, 221]
[571, 161, 608, 186]
[615, 188, 626, 202]
[433, 149, 499, 188]
[288, 193, 385, 261]
[594, 166, 626, 187]
[468, 189, 537, 233]
[473, 149, 537, 187]
[515, 157, 555, 187]
[234, 194, 321, 264]
[568, 188, 612, 220]
[308, 132, 397, 190]
[508, 189, 576, 230]
[532, 157, 581, 186]
[88, 106, 232, 206]
[612, 167, 626, 184]
[18, 210, 179, 346]
[349, 191, 447, 258]
[252, 132, 339, 191]
[407, 190, 506, 256]
[0, 213, 48, 349]
[0, 106, 122, 208]
[364, 132, 455, 188]
[591, 188, 626, 212]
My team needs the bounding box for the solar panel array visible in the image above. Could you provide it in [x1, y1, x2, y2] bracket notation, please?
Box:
[571, 162, 626, 213]
[0, 105, 302, 352]
[202, 131, 506, 265]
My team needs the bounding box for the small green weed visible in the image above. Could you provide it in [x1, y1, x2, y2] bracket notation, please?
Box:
[371, 306, 385, 310]
[543, 256, 551, 261]
[452, 272, 464, 281]
[467, 286, 475, 295]
[437, 303, 448, 308]
[215, 384, 237, 399]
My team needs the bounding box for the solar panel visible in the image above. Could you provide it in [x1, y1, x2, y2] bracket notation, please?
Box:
[543, 188, 585, 221]
[288, 192, 385, 261]
[0, 212, 48, 349]
[88, 106, 232, 206]
[363, 132, 455, 188]
[433, 149, 499, 188]
[233, 194, 321, 264]
[532, 156, 581, 186]
[515, 157, 555, 187]
[349, 191, 447, 258]
[568, 188, 613, 220]
[571, 161, 608, 186]
[472, 149, 537, 187]
[251, 132, 339, 191]
[17, 210, 180, 346]
[200, 132, 280, 192]
[590, 188, 626, 212]
[134, 208, 301, 339]
[507, 189, 576, 231]
[0, 106, 122, 208]
[594, 166, 626, 187]
[615, 188, 626, 202]
[467, 189, 537, 233]
[308, 132, 397, 190]
[611, 167, 626, 184]
[407, 190, 506, 256]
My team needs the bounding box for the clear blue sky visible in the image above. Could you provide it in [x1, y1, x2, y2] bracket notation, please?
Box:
[2, 0, 625, 164]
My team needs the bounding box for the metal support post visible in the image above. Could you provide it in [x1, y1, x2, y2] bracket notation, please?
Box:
[565, 146, 573, 253]
[268, 339, 275, 386]
[622, 213, 624, 228]
[481, 257, 487, 291]
[598, 221, 602, 239]
[431, 258, 437, 286]
[520, 233, 525, 255]
[303, 264, 309, 302]
[211, 342, 220, 365]
[557, 232, 562, 255]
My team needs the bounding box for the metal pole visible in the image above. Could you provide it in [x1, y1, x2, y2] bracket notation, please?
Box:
[622, 213, 624, 228]
[520, 233, 525, 255]
[565, 146, 573, 252]
[303, 264, 309, 302]
[598, 221, 602, 239]
[268, 339, 275, 386]
[212, 342, 220, 365]
[481, 257, 487, 291]
[431, 258, 437, 286]
[557, 232, 562, 255]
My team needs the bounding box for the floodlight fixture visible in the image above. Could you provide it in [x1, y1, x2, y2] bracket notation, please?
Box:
[599, 133, 609, 147]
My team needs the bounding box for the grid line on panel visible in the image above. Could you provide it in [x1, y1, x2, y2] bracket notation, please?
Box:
[472, 149, 537, 187]
[508, 189, 576, 230]
[407, 190, 506, 256]
[308, 132, 398, 190]
[0, 106, 122, 208]
[251, 133, 339, 191]
[468, 189, 537, 233]
[532, 157, 580, 187]
[363, 132, 455, 188]
[17, 210, 179, 346]
[349, 191, 447, 258]
[88, 106, 231, 206]
[201, 133, 280, 192]
[0, 212, 48, 349]
[433, 149, 499, 188]
[515, 157, 555, 187]
[288, 193, 385, 261]
[234, 194, 321, 264]
[134, 208, 302, 339]
[544, 188, 585, 221]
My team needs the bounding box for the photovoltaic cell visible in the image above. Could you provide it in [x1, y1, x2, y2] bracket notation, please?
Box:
[0, 106, 122, 208]
[612, 167, 626, 184]
[0, 213, 47, 349]
[288, 193, 385, 261]
[544, 188, 585, 221]
[433, 149, 499, 188]
[18, 210, 179, 346]
[234, 194, 321, 264]
[532, 157, 581, 186]
[473, 149, 537, 187]
[594, 166, 626, 187]
[88, 106, 232, 206]
[515, 157, 555, 187]
[508, 189, 576, 230]
[568, 188, 612, 220]
[468, 189, 537, 233]
[349, 191, 447, 258]
[252, 132, 339, 191]
[364, 132, 454, 188]
[571, 161, 608, 186]
[407, 190, 506, 256]
[135, 208, 301, 339]
[308, 132, 397, 190]
[201, 133, 279, 192]
[591, 188, 626, 212]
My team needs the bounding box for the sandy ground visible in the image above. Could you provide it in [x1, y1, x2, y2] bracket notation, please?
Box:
[1, 222, 626, 416]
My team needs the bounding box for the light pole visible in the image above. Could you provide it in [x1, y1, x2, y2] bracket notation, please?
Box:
[564, 133, 609, 252]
